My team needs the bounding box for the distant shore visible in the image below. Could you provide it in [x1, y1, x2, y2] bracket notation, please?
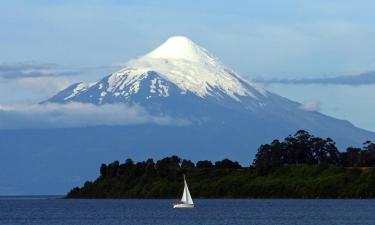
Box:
[67, 130, 375, 199]
[0, 195, 64, 200]
[66, 164, 375, 199]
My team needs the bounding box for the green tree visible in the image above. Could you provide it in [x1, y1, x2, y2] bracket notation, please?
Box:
[215, 158, 242, 169]
[119, 158, 135, 176]
[145, 158, 156, 176]
[181, 159, 195, 171]
[100, 163, 107, 177]
[156, 155, 181, 179]
[196, 160, 213, 169]
[342, 147, 361, 167]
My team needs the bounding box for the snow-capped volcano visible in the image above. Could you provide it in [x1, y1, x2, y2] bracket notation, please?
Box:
[46, 36, 374, 148]
[48, 36, 269, 111]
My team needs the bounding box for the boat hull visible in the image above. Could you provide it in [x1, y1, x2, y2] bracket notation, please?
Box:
[173, 203, 194, 208]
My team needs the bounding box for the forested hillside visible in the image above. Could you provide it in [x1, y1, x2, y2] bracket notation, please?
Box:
[67, 130, 375, 199]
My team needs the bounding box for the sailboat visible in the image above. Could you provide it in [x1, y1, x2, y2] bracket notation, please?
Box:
[173, 175, 194, 208]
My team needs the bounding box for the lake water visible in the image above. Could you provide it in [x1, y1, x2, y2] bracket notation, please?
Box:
[1, 198, 375, 225]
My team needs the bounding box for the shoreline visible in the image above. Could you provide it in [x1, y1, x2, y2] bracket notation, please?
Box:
[2, 196, 375, 200]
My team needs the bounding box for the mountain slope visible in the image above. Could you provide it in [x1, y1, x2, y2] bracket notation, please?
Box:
[46, 35, 374, 145]
[47, 36, 270, 112]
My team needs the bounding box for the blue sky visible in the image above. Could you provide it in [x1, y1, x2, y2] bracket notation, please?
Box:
[1, 0, 375, 131]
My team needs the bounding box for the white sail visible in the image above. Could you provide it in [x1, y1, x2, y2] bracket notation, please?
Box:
[181, 175, 194, 205]
[181, 181, 187, 203]
[174, 175, 194, 208]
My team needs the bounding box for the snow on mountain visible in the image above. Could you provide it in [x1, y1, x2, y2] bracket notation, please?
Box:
[45, 35, 375, 146]
[63, 82, 95, 100]
[48, 36, 269, 110]
[125, 36, 267, 100]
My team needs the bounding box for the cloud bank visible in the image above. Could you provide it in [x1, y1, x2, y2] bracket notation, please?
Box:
[299, 100, 321, 112]
[0, 62, 83, 101]
[0, 102, 189, 129]
[0, 63, 79, 79]
[253, 72, 375, 86]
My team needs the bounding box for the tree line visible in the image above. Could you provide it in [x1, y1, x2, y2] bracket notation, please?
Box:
[67, 130, 375, 199]
[99, 156, 242, 180]
[253, 130, 375, 173]
[94, 129, 375, 179]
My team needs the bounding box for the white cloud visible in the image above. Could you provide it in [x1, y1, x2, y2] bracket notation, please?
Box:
[0, 62, 81, 102]
[0, 62, 79, 79]
[252, 71, 375, 85]
[15, 76, 72, 94]
[299, 100, 321, 112]
[0, 102, 189, 129]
